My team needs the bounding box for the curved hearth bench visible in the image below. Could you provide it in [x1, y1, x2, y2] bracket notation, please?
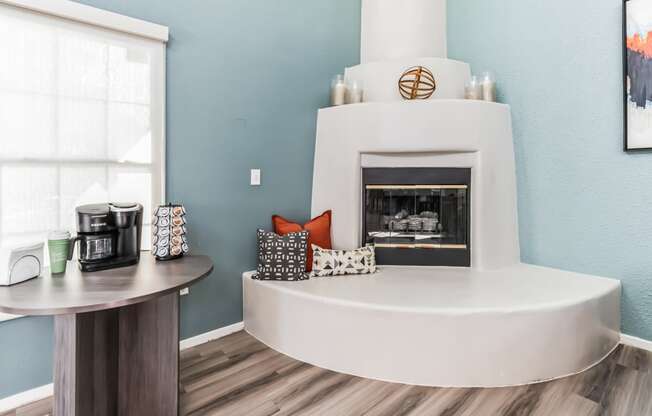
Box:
[243, 264, 620, 388]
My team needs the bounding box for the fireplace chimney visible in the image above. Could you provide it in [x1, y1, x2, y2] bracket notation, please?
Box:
[361, 0, 447, 64]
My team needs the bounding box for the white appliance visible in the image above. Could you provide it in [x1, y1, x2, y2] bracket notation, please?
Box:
[0, 243, 44, 286]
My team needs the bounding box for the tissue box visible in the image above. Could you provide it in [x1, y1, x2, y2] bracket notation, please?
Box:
[0, 243, 44, 286]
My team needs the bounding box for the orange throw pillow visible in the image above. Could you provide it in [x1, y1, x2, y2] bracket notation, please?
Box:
[272, 210, 332, 272]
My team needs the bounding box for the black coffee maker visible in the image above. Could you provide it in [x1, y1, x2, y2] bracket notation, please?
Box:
[69, 203, 143, 272]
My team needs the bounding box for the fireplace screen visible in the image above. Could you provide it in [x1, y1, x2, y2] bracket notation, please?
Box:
[363, 168, 471, 267]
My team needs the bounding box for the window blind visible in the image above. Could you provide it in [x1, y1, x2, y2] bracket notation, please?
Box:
[0, 2, 166, 257]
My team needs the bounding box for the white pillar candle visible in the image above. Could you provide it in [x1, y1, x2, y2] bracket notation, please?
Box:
[482, 81, 497, 102]
[481, 71, 497, 102]
[346, 80, 364, 104]
[331, 74, 347, 106]
[464, 75, 482, 100]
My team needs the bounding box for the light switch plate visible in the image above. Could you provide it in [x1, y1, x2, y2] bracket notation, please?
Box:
[250, 169, 261, 186]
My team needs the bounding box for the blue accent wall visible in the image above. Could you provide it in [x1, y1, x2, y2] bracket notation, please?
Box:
[449, 0, 652, 341]
[4, 0, 651, 402]
[0, 0, 360, 399]
[0, 317, 53, 399]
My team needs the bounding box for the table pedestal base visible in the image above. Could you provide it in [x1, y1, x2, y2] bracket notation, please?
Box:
[54, 293, 179, 416]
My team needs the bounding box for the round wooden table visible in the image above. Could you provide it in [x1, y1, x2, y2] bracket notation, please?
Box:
[0, 255, 213, 416]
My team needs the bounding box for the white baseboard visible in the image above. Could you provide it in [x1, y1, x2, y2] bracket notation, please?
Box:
[0, 383, 53, 413]
[0, 313, 20, 323]
[0, 321, 244, 412]
[621, 333, 652, 352]
[180, 321, 244, 350]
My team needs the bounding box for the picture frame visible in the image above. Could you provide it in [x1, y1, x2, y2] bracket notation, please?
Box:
[624, 0, 652, 151]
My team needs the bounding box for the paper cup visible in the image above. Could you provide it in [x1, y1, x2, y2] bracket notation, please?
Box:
[48, 230, 71, 274]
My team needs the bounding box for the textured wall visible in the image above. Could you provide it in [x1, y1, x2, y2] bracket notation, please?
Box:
[449, 0, 652, 341]
[0, 317, 53, 400]
[5, 0, 650, 402]
[0, 0, 360, 399]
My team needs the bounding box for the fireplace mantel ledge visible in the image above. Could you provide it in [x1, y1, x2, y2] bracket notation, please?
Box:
[319, 98, 509, 114]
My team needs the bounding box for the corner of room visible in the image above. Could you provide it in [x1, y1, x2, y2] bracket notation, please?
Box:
[0, 0, 650, 415]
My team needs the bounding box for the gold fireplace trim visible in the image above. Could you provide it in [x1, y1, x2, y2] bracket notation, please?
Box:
[374, 243, 468, 250]
[365, 185, 468, 190]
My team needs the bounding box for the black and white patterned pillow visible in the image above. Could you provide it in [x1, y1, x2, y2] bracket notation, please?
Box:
[311, 244, 377, 277]
[253, 230, 309, 281]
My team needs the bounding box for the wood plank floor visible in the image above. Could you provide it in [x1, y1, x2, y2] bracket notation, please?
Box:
[3, 331, 651, 416]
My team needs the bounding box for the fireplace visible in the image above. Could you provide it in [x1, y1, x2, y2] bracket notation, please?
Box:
[363, 167, 471, 266]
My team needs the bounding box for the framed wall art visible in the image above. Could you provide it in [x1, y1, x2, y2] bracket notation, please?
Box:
[624, 0, 652, 150]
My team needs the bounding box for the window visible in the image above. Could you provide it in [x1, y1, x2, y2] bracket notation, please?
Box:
[0, 1, 167, 256]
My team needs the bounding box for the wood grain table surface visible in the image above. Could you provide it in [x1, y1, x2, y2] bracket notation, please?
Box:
[0, 254, 213, 315]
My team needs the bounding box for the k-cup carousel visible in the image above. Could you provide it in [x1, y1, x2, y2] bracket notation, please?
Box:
[152, 204, 190, 260]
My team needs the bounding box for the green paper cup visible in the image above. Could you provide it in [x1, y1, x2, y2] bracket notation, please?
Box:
[48, 230, 71, 274]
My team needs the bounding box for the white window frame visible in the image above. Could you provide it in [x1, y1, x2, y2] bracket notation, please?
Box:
[0, 0, 169, 42]
[0, 0, 169, 323]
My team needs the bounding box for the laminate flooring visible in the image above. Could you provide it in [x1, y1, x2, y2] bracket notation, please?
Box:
[3, 331, 651, 415]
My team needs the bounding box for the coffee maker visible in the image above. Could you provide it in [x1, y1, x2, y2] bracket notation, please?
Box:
[69, 203, 143, 272]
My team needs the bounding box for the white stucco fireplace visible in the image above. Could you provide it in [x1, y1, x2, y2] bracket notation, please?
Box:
[311, 99, 519, 270]
[243, 0, 621, 387]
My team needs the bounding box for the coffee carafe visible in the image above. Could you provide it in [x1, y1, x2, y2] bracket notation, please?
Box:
[69, 203, 143, 272]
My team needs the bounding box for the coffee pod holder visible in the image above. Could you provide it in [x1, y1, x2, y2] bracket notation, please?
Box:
[152, 203, 189, 261]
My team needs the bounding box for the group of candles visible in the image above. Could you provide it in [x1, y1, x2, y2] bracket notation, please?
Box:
[464, 71, 497, 102]
[330, 71, 496, 105]
[330, 74, 364, 106]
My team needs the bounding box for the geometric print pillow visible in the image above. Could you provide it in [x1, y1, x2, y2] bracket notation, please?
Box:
[253, 230, 309, 281]
[311, 244, 377, 277]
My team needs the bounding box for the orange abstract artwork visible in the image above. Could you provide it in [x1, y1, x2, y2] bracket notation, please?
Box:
[625, 0, 652, 149]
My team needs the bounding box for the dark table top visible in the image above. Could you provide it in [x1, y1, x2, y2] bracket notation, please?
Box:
[0, 255, 213, 316]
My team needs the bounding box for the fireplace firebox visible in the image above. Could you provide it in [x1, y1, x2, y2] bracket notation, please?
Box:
[363, 167, 471, 267]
